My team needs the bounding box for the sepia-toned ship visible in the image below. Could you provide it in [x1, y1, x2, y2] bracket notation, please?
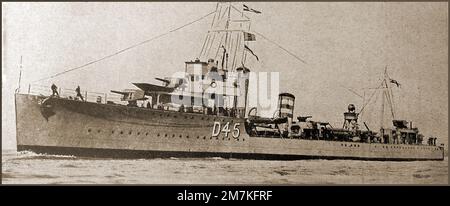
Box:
[14, 3, 444, 161]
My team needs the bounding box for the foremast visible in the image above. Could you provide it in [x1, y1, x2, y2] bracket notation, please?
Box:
[198, 2, 256, 72]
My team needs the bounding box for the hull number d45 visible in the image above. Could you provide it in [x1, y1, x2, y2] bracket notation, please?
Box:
[212, 122, 240, 138]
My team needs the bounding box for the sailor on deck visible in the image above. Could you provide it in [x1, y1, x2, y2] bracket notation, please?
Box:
[75, 86, 84, 101]
[51, 83, 59, 97]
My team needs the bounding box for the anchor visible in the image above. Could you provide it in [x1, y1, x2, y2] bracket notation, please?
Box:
[39, 96, 56, 121]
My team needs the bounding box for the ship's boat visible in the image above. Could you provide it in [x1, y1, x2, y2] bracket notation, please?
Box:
[14, 3, 444, 160]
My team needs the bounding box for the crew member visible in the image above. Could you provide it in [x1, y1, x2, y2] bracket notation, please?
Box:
[51, 83, 59, 97]
[179, 104, 185, 112]
[75, 86, 84, 101]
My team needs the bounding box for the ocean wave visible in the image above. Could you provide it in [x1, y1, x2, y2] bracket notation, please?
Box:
[12, 150, 77, 160]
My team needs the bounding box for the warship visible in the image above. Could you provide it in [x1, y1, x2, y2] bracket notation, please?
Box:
[14, 3, 444, 161]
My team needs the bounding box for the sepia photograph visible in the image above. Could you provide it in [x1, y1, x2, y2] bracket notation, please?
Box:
[1, 2, 448, 185]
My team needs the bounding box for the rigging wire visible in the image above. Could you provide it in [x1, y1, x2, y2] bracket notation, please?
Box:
[231, 32, 241, 70]
[199, 33, 211, 58]
[359, 81, 384, 114]
[199, 3, 219, 58]
[385, 71, 396, 118]
[210, 3, 220, 28]
[205, 32, 217, 58]
[384, 85, 395, 119]
[214, 34, 226, 60]
[230, 4, 250, 21]
[33, 10, 216, 83]
[253, 31, 307, 65]
[385, 89, 395, 119]
[389, 88, 396, 118]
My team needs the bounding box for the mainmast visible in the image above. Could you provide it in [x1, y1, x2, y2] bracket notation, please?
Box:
[379, 67, 397, 133]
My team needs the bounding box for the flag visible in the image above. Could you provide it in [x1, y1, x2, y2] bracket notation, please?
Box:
[389, 78, 401, 87]
[243, 4, 261, 14]
[244, 45, 259, 61]
[244, 32, 256, 41]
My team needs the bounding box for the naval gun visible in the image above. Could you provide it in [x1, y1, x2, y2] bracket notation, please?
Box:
[381, 119, 423, 145]
[110, 89, 148, 106]
[295, 104, 375, 142]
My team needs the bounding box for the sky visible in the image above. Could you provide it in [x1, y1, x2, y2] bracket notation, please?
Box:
[2, 2, 448, 150]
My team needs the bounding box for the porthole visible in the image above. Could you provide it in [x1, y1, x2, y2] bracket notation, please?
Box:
[210, 137, 212, 139]
[88, 129, 92, 132]
[165, 134, 168, 137]
[197, 136, 199, 139]
[179, 135, 182, 138]
[129, 131, 132, 135]
[97, 130, 101, 133]
[203, 136, 206, 139]
[137, 132, 140, 135]
[146, 132, 149, 136]
[112, 131, 114, 134]
[172, 134, 175, 137]
[243, 139, 245, 141]
[186, 136, 189, 138]
[120, 131, 124, 134]
[157, 133, 160, 137]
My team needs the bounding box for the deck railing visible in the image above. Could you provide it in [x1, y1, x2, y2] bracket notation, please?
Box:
[26, 84, 123, 104]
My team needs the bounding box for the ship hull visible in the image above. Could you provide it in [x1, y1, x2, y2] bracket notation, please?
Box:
[15, 93, 445, 161]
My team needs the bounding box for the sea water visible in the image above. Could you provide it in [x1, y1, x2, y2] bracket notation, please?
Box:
[1, 150, 447, 184]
